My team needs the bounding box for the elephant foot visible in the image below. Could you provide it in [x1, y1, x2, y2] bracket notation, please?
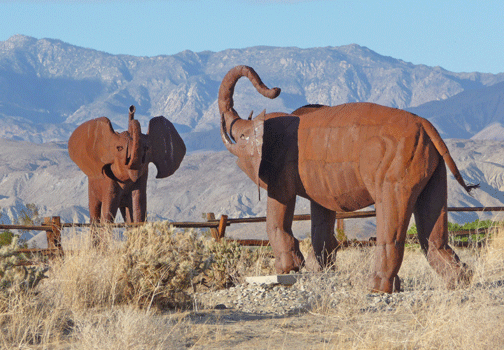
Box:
[274, 250, 304, 274]
[305, 250, 322, 272]
[304, 249, 337, 272]
[427, 248, 473, 289]
[446, 263, 473, 290]
[370, 274, 401, 293]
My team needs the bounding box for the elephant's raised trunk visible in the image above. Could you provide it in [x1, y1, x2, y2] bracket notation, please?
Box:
[129, 105, 135, 122]
[127, 105, 142, 172]
[218, 65, 280, 146]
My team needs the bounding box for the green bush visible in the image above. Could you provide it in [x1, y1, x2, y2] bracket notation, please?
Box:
[0, 231, 15, 247]
[408, 219, 500, 236]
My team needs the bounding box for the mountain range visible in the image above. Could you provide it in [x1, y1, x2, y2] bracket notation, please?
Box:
[1, 35, 504, 246]
[2, 34, 504, 148]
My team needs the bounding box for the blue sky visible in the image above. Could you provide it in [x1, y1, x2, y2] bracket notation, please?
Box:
[1, 0, 503, 74]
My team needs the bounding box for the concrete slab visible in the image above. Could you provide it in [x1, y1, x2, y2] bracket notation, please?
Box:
[245, 274, 300, 286]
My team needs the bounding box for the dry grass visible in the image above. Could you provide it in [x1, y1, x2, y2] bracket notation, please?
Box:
[0, 225, 503, 349]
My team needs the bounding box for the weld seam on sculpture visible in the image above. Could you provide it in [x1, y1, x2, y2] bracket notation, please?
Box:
[219, 65, 479, 294]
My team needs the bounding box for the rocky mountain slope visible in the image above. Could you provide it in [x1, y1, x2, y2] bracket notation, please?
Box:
[407, 82, 504, 139]
[2, 35, 504, 149]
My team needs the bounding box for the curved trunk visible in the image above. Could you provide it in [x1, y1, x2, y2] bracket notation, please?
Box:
[218, 65, 280, 142]
[127, 106, 142, 174]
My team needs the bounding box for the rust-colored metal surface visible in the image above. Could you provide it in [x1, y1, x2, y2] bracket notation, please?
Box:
[68, 105, 186, 228]
[219, 65, 478, 293]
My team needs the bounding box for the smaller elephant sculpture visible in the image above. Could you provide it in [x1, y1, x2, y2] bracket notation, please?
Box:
[68, 105, 185, 226]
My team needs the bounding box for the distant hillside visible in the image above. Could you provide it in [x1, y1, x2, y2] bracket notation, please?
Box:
[407, 82, 504, 139]
[2, 35, 504, 149]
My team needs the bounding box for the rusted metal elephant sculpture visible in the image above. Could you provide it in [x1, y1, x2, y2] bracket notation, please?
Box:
[219, 65, 478, 293]
[68, 105, 185, 224]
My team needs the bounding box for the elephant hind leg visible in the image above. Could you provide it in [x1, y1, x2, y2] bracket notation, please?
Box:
[307, 201, 338, 271]
[414, 162, 472, 288]
[372, 181, 420, 293]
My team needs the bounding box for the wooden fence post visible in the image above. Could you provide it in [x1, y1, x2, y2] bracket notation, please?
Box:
[206, 213, 220, 240]
[336, 218, 346, 241]
[44, 216, 63, 255]
[217, 215, 228, 241]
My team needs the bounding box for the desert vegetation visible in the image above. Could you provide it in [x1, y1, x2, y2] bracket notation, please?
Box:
[0, 223, 503, 349]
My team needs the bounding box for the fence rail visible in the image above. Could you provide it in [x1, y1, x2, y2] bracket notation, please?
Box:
[1, 207, 503, 261]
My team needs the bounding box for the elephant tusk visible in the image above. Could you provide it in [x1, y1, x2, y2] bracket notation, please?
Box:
[248, 110, 254, 120]
[220, 113, 235, 146]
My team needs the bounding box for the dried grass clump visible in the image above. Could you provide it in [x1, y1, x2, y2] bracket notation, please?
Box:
[43, 227, 125, 310]
[0, 291, 72, 348]
[300, 230, 504, 349]
[71, 307, 185, 350]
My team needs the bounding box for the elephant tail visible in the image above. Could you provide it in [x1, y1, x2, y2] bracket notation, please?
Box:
[420, 118, 479, 193]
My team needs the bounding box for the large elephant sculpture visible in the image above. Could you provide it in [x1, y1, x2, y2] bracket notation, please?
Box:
[219, 65, 478, 293]
[68, 105, 186, 225]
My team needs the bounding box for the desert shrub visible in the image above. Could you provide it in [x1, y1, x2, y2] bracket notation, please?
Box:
[0, 236, 48, 311]
[45, 224, 274, 312]
[0, 203, 39, 248]
[204, 238, 243, 288]
[204, 239, 276, 288]
[120, 223, 213, 310]
[0, 231, 15, 247]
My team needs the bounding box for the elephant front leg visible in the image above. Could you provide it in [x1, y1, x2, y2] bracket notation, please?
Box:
[307, 201, 338, 271]
[131, 174, 148, 222]
[100, 181, 121, 223]
[266, 195, 304, 274]
[88, 178, 105, 246]
[88, 178, 103, 224]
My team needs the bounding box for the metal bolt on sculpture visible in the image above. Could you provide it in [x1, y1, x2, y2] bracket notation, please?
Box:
[219, 65, 478, 293]
[68, 106, 186, 232]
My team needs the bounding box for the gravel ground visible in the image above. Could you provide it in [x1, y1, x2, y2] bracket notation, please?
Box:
[195, 273, 504, 315]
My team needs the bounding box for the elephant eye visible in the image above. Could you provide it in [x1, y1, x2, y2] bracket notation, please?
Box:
[117, 146, 124, 151]
[240, 134, 245, 140]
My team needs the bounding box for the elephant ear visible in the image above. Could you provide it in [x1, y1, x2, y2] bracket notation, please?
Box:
[68, 117, 120, 178]
[258, 114, 300, 186]
[147, 116, 186, 178]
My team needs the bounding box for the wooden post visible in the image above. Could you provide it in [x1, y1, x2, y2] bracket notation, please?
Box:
[206, 213, 220, 240]
[336, 218, 346, 242]
[217, 215, 228, 241]
[44, 216, 63, 254]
